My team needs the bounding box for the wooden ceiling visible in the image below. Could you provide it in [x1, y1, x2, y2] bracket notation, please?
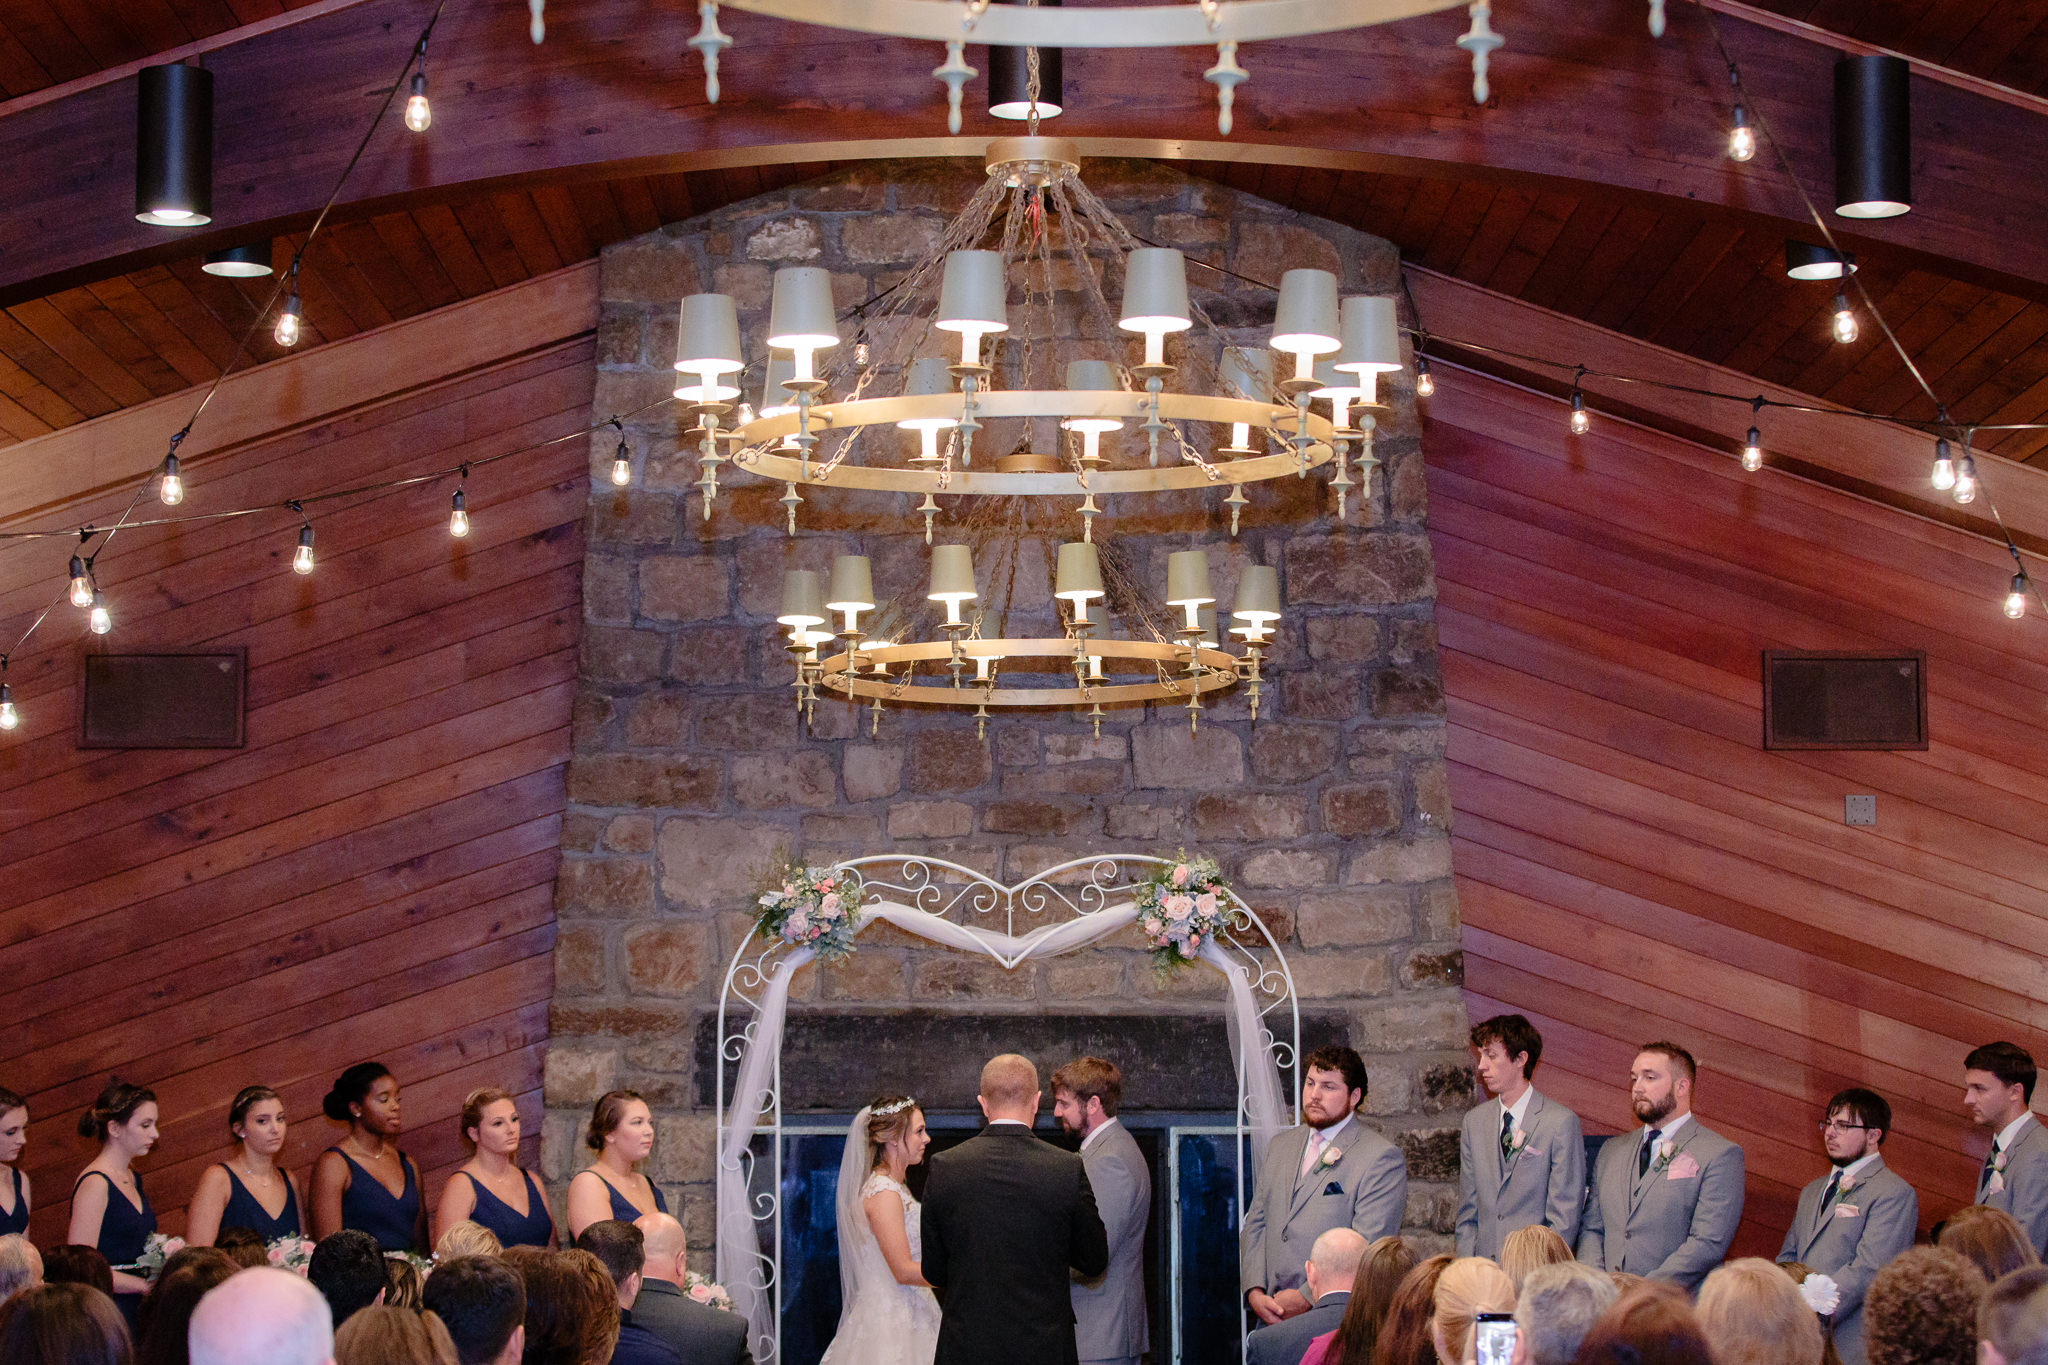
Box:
[1743, 0, 2048, 94]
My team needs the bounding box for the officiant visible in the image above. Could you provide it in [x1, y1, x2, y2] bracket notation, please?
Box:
[1053, 1058, 1149, 1365]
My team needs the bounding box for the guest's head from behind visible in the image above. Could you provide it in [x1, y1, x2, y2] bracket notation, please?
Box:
[1431, 1256, 1514, 1365]
[189, 1267, 335, 1365]
[1865, 1246, 1987, 1365]
[136, 1245, 237, 1365]
[1696, 1258, 1824, 1365]
[78, 1078, 158, 1156]
[1510, 1261, 1616, 1365]
[307, 1230, 386, 1325]
[0, 1282, 133, 1365]
[1370, 1253, 1452, 1365]
[861, 1095, 929, 1175]
[1499, 1226, 1572, 1294]
[1303, 1045, 1369, 1130]
[436, 1221, 504, 1262]
[0, 1233, 42, 1306]
[420, 1256, 525, 1365]
[1939, 1205, 2041, 1283]
[462, 1088, 521, 1160]
[1629, 1042, 1697, 1127]
[1300, 1227, 1368, 1307]
[572, 1220, 644, 1309]
[632, 1214, 687, 1288]
[584, 1091, 653, 1165]
[977, 1054, 1040, 1123]
[1571, 1282, 1713, 1365]
[1323, 1235, 1417, 1365]
[43, 1246, 114, 1296]
[1965, 1043, 2037, 1132]
[213, 1227, 269, 1270]
[1819, 1087, 1890, 1165]
[1470, 1014, 1543, 1099]
[323, 1064, 401, 1138]
[1051, 1057, 1121, 1141]
[500, 1246, 620, 1365]
[1978, 1265, 2048, 1365]
[385, 1254, 424, 1311]
[334, 1304, 457, 1365]
[0, 1085, 27, 1167]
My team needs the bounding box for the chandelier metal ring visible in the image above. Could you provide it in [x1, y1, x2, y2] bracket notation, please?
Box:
[717, 0, 1465, 45]
[814, 636, 1243, 708]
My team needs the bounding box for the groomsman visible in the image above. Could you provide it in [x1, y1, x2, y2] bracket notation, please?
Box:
[1964, 1042, 2048, 1255]
[1455, 1014, 1585, 1258]
[1241, 1044, 1408, 1326]
[1052, 1057, 1149, 1365]
[1776, 1089, 1918, 1365]
[1577, 1042, 1744, 1292]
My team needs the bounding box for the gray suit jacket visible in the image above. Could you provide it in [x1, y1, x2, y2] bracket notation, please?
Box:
[1245, 1291, 1349, 1365]
[1576, 1117, 1744, 1292]
[1776, 1157, 1918, 1365]
[1072, 1120, 1149, 1363]
[1979, 1113, 2048, 1256]
[1455, 1089, 1586, 1259]
[1240, 1120, 1407, 1298]
[630, 1278, 755, 1365]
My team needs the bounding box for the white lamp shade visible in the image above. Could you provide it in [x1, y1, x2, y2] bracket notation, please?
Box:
[1335, 295, 1402, 375]
[898, 356, 959, 431]
[1232, 564, 1281, 622]
[1054, 542, 1106, 601]
[675, 294, 744, 374]
[928, 544, 978, 602]
[1270, 268, 1341, 355]
[767, 267, 840, 351]
[1220, 346, 1276, 401]
[1119, 247, 1192, 334]
[777, 569, 827, 627]
[1065, 359, 1121, 392]
[826, 554, 876, 612]
[1166, 549, 1214, 607]
[760, 351, 797, 413]
[935, 251, 1009, 333]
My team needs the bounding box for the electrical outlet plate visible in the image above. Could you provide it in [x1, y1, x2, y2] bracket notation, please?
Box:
[1846, 794, 1876, 826]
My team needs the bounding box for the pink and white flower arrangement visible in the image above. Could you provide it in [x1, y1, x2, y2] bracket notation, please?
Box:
[266, 1235, 317, 1275]
[129, 1233, 186, 1282]
[685, 1271, 736, 1313]
[755, 861, 864, 963]
[1134, 853, 1235, 974]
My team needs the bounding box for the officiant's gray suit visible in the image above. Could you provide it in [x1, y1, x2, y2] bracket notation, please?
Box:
[1775, 1157, 1917, 1365]
[1072, 1119, 1149, 1365]
[1454, 1089, 1585, 1259]
[1239, 1119, 1407, 1299]
[1577, 1118, 1744, 1292]
[1978, 1113, 2048, 1255]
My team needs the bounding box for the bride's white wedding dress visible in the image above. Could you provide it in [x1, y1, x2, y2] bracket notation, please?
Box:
[819, 1169, 941, 1365]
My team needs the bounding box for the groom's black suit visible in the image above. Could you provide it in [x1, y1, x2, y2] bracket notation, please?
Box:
[920, 1121, 1110, 1365]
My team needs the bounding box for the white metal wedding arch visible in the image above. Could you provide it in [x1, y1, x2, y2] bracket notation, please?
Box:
[714, 853, 1301, 1363]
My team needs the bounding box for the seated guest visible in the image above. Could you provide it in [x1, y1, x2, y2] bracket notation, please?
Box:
[0, 1232, 43, 1306]
[1697, 1258, 1824, 1365]
[0, 1086, 33, 1237]
[136, 1247, 238, 1365]
[629, 1213, 752, 1365]
[334, 1304, 459, 1365]
[1511, 1261, 1617, 1365]
[1248, 1227, 1367, 1365]
[1571, 1283, 1714, 1365]
[44, 1245, 116, 1297]
[573, 1221, 681, 1365]
[1370, 1254, 1452, 1365]
[213, 1229, 269, 1270]
[0, 1282, 133, 1365]
[69, 1079, 161, 1326]
[437, 1090, 554, 1251]
[1865, 1247, 1987, 1365]
[311, 1064, 425, 1253]
[438, 1221, 507, 1262]
[566, 1093, 665, 1241]
[386, 1255, 425, 1311]
[186, 1087, 306, 1247]
[421, 1256, 527, 1365]
[1429, 1257, 1514, 1365]
[1500, 1226, 1573, 1294]
[1302, 1235, 1418, 1365]
[189, 1266, 336, 1365]
[307, 1230, 387, 1327]
[501, 1246, 622, 1365]
[1941, 1206, 2043, 1284]
[1979, 1266, 2048, 1365]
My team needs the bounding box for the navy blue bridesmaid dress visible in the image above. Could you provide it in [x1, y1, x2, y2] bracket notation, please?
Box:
[327, 1148, 421, 1252]
[603, 1172, 667, 1223]
[74, 1169, 153, 1328]
[458, 1169, 554, 1249]
[0, 1167, 26, 1237]
[216, 1165, 304, 1241]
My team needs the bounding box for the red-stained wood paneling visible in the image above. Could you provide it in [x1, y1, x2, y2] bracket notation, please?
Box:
[1430, 366, 2048, 1259]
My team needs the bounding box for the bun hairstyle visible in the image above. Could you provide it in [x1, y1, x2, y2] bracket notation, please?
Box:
[228, 1085, 282, 1135]
[76, 1078, 155, 1141]
[322, 1062, 393, 1123]
[461, 1087, 517, 1149]
[584, 1090, 648, 1153]
[865, 1096, 920, 1164]
[0, 1086, 24, 1116]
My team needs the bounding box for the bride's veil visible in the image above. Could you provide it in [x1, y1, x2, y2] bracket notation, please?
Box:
[833, 1105, 880, 1318]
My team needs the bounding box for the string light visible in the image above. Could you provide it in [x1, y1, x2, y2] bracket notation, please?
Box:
[1931, 436, 1956, 491]
[68, 554, 93, 608]
[292, 522, 316, 575]
[450, 480, 471, 537]
[2006, 572, 2028, 620]
[89, 591, 111, 635]
[854, 337, 871, 367]
[1954, 451, 1978, 505]
[1415, 354, 1435, 398]
[1568, 385, 1590, 436]
[611, 429, 631, 486]
[1831, 291, 1858, 345]
[0, 663, 14, 732]
[1729, 103, 1755, 162]
[405, 37, 432, 133]
[1742, 431, 1763, 472]
[158, 453, 184, 505]
[275, 263, 302, 348]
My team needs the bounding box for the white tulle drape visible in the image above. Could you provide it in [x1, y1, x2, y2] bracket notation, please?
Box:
[716, 898, 1290, 1359]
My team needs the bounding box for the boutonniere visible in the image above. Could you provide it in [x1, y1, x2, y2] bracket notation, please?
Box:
[1649, 1137, 1677, 1174]
[1506, 1127, 1530, 1157]
[1989, 1170, 2008, 1195]
[1995, 1150, 2011, 1173]
[1318, 1143, 1344, 1171]
[1837, 1172, 1857, 1197]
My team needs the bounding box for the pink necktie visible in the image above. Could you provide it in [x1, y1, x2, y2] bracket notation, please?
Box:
[1300, 1130, 1325, 1178]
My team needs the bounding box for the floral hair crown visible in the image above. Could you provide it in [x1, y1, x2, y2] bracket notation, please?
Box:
[871, 1097, 917, 1118]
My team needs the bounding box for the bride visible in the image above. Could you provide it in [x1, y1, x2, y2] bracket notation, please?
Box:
[820, 1094, 941, 1365]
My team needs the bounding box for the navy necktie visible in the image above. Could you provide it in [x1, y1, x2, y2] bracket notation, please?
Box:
[1500, 1109, 1515, 1163]
[1638, 1128, 1662, 1179]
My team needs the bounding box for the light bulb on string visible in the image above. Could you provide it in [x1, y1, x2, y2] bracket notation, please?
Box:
[1742, 427, 1763, 472]
[1568, 387, 1590, 436]
[854, 337, 870, 367]
[1831, 292, 1858, 344]
[1729, 104, 1756, 163]
[1931, 437, 1956, 491]
[2006, 572, 2028, 620]
[275, 264, 302, 348]
[611, 431, 631, 487]
[292, 522, 315, 575]
[89, 591, 111, 635]
[1954, 452, 1978, 505]
[404, 70, 431, 133]
[68, 554, 93, 608]
[1415, 354, 1435, 399]
[0, 680, 15, 732]
[450, 484, 470, 538]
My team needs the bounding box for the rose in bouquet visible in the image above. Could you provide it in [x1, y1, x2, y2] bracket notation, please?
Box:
[266, 1235, 318, 1275]
[685, 1271, 736, 1313]
[754, 860, 864, 963]
[130, 1232, 186, 1282]
[1133, 852, 1235, 974]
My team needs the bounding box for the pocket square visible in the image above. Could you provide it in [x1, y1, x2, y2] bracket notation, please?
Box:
[1322, 1181, 1343, 1196]
[1835, 1204, 1860, 1219]
[1666, 1153, 1701, 1181]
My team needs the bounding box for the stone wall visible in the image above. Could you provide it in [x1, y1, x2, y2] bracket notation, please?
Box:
[543, 158, 1469, 1255]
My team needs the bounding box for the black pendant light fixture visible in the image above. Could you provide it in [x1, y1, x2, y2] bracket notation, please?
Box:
[1784, 241, 1856, 281]
[1834, 54, 1910, 219]
[202, 241, 273, 278]
[135, 63, 214, 226]
[988, 0, 1062, 121]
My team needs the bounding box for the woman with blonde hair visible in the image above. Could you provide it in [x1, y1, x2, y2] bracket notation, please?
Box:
[1430, 1257, 1515, 1365]
[1498, 1226, 1572, 1293]
[1697, 1258, 1824, 1365]
[435, 1219, 505, 1261]
[434, 1088, 553, 1249]
[334, 1303, 459, 1365]
[1938, 1205, 2041, 1284]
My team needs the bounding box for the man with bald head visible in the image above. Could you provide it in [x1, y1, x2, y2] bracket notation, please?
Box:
[921, 1053, 1110, 1365]
[629, 1212, 753, 1365]
[189, 1266, 336, 1365]
[1246, 1228, 1369, 1365]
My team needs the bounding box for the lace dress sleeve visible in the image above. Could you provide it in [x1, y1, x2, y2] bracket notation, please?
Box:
[858, 1172, 906, 1202]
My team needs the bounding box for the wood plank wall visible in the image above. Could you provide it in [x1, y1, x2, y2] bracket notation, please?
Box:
[0, 326, 591, 1245]
[1430, 366, 2048, 1258]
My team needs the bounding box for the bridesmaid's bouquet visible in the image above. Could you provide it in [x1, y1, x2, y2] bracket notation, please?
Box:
[266, 1235, 317, 1274]
[685, 1271, 735, 1312]
[1134, 852, 1234, 974]
[131, 1232, 186, 1282]
[754, 859, 864, 963]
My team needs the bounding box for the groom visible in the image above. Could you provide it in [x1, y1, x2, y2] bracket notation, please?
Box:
[922, 1054, 1110, 1365]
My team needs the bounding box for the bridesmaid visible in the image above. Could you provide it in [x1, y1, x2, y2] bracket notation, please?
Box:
[185, 1085, 306, 1245]
[564, 1089, 666, 1240]
[310, 1062, 425, 1252]
[434, 1087, 554, 1249]
[0, 1086, 29, 1237]
[67, 1078, 158, 1326]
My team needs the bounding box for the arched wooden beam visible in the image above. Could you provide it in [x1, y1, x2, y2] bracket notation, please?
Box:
[1, 0, 2043, 306]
